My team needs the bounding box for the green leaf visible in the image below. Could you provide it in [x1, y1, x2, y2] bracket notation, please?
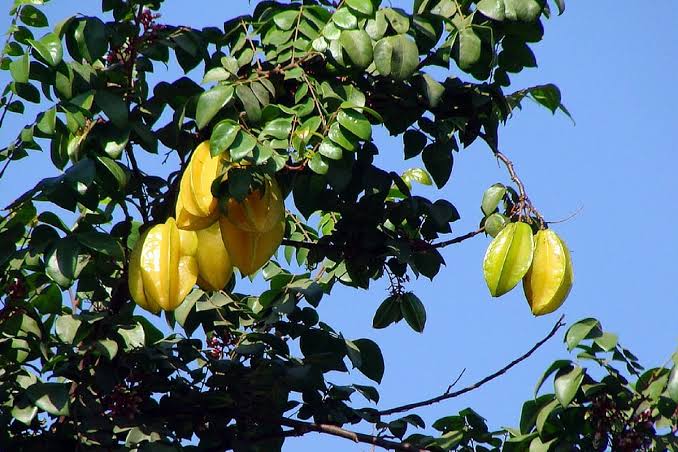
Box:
[332, 8, 358, 30]
[55, 315, 82, 344]
[529, 437, 558, 452]
[481, 183, 506, 216]
[9, 53, 30, 84]
[318, 140, 343, 160]
[45, 238, 80, 288]
[533, 360, 571, 397]
[260, 117, 293, 140]
[33, 284, 62, 314]
[308, 153, 329, 175]
[236, 85, 262, 124]
[229, 131, 257, 161]
[328, 122, 358, 151]
[37, 107, 56, 135]
[337, 109, 371, 141]
[402, 168, 432, 186]
[373, 35, 420, 81]
[667, 365, 678, 402]
[76, 231, 124, 260]
[117, 323, 145, 350]
[529, 84, 561, 113]
[273, 10, 299, 30]
[373, 295, 402, 329]
[419, 74, 445, 108]
[346, 0, 375, 16]
[202, 67, 230, 84]
[401, 292, 426, 333]
[97, 155, 128, 189]
[11, 401, 38, 425]
[554, 365, 584, 407]
[95, 338, 119, 360]
[454, 27, 482, 70]
[196, 84, 234, 129]
[28, 32, 63, 66]
[95, 90, 128, 128]
[504, 0, 542, 22]
[339, 29, 373, 69]
[26, 383, 70, 416]
[20, 5, 48, 27]
[354, 338, 385, 383]
[565, 318, 602, 351]
[422, 142, 453, 188]
[477, 0, 506, 21]
[535, 398, 559, 435]
[210, 119, 240, 156]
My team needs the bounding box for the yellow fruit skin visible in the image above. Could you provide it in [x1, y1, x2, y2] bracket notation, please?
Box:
[189, 141, 220, 217]
[219, 216, 284, 276]
[195, 222, 233, 291]
[523, 230, 574, 316]
[175, 187, 219, 231]
[133, 218, 198, 312]
[226, 178, 284, 233]
[483, 222, 534, 297]
[128, 230, 161, 314]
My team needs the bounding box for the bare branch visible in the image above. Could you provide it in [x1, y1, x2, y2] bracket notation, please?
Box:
[278, 418, 430, 452]
[432, 228, 483, 249]
[378, 315, 566, 417]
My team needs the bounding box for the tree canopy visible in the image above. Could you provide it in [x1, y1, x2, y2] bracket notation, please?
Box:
[0, 0, 676, 451]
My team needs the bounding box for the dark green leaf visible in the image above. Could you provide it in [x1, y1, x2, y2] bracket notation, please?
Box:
[668, 365, 678, 402]
[328, 122, 358, 151]
[76, 231, 124, 260]
[504, 0, 542, 22]
[318, 140, 343, 160]
[196, 84, 234, 129]
[236, 85, 262, 124]
[354, 339, 385, 383]
[403, 129, 427, 159]
[20, 5, 48, 27]
[45, 238, 80, 287]
[72, 17, 107, 63]
[373, 295, 402, 329]
[26, 383, 70, 416]
[401, 292, 426, 332]
[95, 90, 128, 128]
[422, 142, 453, 188]
[374, 35, 420, 81]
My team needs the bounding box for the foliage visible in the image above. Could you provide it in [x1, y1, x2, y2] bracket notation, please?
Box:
[0, 0, 675, 451]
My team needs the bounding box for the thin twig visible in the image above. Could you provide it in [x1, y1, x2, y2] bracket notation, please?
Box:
[278, 418, 430, 451]
[378, 315, 566, 416]
[432, 228, 484, 249]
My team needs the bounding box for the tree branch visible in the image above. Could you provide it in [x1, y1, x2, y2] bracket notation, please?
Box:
[278, 418, 430, 451]
[378, 315, 566, 416]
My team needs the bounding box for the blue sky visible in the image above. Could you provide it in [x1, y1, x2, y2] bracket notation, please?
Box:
[1, 1, 677, 450]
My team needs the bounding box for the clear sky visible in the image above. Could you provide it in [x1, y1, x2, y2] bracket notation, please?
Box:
[1, 1, 677, 450]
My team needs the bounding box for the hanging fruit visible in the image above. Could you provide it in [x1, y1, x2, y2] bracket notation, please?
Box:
[128, 218, 198, 313]
[224, 176, 285, 233]
[483, 221, 534, 297]
[523, 229, 574, 316]
[219, 216, 285, 276]
[176, 141, 222, 227]
[195, 221, 233, 291]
